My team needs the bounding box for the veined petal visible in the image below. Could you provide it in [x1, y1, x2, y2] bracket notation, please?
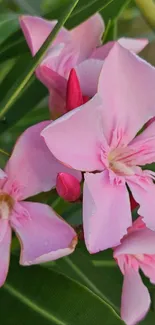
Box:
[83, 171, 132, 253]
[98, 43, 155, 146]
[0, 220, 11, 287]
[42, 95, 105, 171]
[11, 201, 77, 265]
[127, 120, 155, 166]
[121, 266, 150, 325]
[5, 121, 81, 200]
[71, 13, 104, 62]
[19, 15, 69, 56]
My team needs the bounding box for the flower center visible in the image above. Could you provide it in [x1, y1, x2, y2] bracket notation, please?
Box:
[108, 149, 135, 176]
[0, 193, 14, 220]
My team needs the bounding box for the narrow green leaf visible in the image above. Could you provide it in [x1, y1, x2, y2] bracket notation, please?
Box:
[0, 79, 48, 133]
[45, 0, 114, 28]
[0, 54, 48, 134]
[101, 0, 131, 42]
[101, 0, 131, 25]
[0, 255, 124, 325]
[66, 0, 114, 28]
[14, 0, 42, 15]
[0, 12, 19, 45]
[0, 31, 28, 63]
[0, 0, 79, 120]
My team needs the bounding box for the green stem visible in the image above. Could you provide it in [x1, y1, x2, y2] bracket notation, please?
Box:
[135, 0, 155, 30]
[0, 148, 9, 156]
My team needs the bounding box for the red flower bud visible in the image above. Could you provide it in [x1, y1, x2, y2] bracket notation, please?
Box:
[66, 69, 83, 111]
[56, 173, 81, 202]
[66, 69, 89, 111]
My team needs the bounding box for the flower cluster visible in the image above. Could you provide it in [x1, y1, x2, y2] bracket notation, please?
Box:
[1, 12, 155, 325]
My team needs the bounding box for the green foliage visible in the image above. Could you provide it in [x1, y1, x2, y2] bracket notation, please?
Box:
[1, 255, 124, 325]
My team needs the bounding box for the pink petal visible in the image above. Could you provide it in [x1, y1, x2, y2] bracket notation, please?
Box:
[98, 43, 155, 146]
[75, 59, 103, 97]
[0, 220, 11, 287]
[19, 15, 69, 56]
[11, 201, 77, 265]
[37, 64, 67, 94]
[71, 13, 104, 62]
[114, 228, 155, 256]
[42, 95, 105, 171]
[91, 38, 148, 60]
[140, 262, 155, 284]
[83, 171, 132, 253]
[36, 44, 66, 89]
[121, 266, 150, 325]
[127, 176, 155, 230]
[127, 120, 155, 166]
[5, 121, 81, 200]
[91, 41, 115, 60]
[38, 42, 78, 88]
[118, 37, 148, 53]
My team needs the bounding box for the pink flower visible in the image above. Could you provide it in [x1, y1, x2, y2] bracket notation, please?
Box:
[42, 43, 155, 253]
[114, 217, 155, 325]
[20, 15, 148, 117]
[0, 121, 80, 287]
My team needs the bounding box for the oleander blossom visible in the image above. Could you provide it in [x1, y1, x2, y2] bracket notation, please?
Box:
[20, 14, 148, 117]
[114, 217, 155, 325]
[0, 121, 81, 287]
[42, 43, 155, 253]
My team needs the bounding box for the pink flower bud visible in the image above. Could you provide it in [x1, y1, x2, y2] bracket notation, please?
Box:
[56, 173, 81, 202]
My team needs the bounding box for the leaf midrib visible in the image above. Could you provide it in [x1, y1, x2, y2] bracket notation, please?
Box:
[64, 256, 119, 313]
[4, 283, 68, 325]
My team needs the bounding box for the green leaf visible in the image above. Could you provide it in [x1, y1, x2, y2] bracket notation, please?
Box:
[65, 0, 114, 29]
[0, 53, 48, 133]
[1, 255, 124, 325]
[0, 79, 48, 133]
[45, 0, 113, 28]
[14, 0, 42, 14]
[101, 0, 131, 25]
[101, 0, 131, 42]
[45, 243, 122, 314]
[0, 12, 19, 45]
[0, 0, 79, 122]
[0, 30, 28, 63]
